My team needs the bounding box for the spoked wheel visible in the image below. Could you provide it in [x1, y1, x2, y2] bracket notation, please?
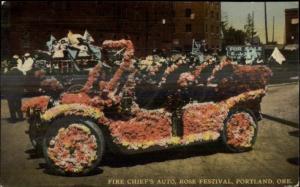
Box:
[222, 109, 258, 153]
[66, 84, 84, 93]
[42, 117, 105, 175]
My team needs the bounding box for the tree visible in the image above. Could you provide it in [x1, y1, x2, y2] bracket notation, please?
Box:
[244, 13, 258, 44]
[225, 27, 247, 45]
[221, 12, 247, 50]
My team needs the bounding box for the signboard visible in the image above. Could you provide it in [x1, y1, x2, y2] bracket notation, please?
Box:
[226, 45, 264, 64]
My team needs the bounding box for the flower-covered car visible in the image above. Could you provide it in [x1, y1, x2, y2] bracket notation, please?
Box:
[22, 39, 273, 175]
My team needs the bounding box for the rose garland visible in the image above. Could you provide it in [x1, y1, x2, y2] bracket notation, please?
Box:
[207, 58, 232, 84]
[21, 96, 50, 113]
[41, 103, 104, 122]
[102, 40, 134, 92]
[81, 63, 102, 93]
[222, 89, 266, 109]
[216, 65, 272, 96]
[60, 92, 91, 105]
[40, 77, 64, 91]
[137, 55, 167, 75]
[177, 72, 196, 87]
[158, 55, 187, 87]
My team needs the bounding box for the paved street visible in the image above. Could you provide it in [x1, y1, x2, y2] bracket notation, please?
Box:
[0, 83, 299, 187]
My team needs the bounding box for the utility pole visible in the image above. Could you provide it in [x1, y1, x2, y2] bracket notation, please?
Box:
[264, 2, 269, 44]
[272, 16, 275, 43]
[252, 11, 254, 45]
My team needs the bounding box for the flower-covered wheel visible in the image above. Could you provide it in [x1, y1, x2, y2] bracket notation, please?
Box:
[222, 109, 258, 152]
[42, 117, 105, 175]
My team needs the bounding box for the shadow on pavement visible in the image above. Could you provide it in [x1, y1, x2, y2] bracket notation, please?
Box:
[288, 130, 299, 137]
[100, 142, 233, 168]
[287, 157, 300, 166]
[39, 163, 104, 177]
[261, 114, 299, 129]
[25, 148, 43, 159]
[1, 117, 25, 124]
[30, 141, 247, 176]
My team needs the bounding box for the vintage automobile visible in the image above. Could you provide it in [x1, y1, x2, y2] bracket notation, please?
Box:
[22, 39, 273, 175]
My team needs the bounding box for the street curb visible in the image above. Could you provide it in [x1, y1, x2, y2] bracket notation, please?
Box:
[268, 81, 299, 87]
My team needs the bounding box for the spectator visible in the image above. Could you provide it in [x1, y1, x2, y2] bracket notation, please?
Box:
[21, 53, 34, 74]
[3, 58, 25, 122]
[12, 54, 24, 73]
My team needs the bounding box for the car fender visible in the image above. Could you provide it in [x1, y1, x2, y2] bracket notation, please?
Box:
[40, 103, 108, 125]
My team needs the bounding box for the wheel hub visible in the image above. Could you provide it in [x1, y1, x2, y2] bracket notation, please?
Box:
[47, 123, 98, 173]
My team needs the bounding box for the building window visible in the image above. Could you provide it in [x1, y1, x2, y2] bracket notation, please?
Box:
[205, 24, 208, 32]
[21, 31, 30, 49]
[291, 18, 299, 24]
[185, 24, 192, 32]
[185, 8, 192, 18]
[210, 10, 214, 18]
[121, 8, 128, 19]
[216, 12, 219, 19]
[172, 10, 175, 17]
[211, 25, 214, 33]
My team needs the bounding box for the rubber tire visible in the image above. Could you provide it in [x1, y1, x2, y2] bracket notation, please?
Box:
[42, 117, 105, 176]
[222, 109, 258, 153]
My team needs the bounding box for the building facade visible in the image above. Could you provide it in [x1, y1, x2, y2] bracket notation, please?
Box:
[1, 1, 221, 58]
[173, 2, 221, 51]
[285, 8, 299, 44]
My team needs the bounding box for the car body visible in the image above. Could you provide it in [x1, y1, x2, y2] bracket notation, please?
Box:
[21, 39, 273, 175]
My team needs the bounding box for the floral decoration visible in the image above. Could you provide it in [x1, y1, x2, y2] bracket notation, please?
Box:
[21, 96, 50, 113]
[81, 63, 102, 93]
[109, 109, 172, 150]
[158, 55, 187, 87]
[177, 72, 196, 87]
[207, 58, 233, 84]
[47, 124, 98, 173]
[41, 103, 104, 122]
[182, 102, 229, 136]
[40, 77, 64, 91]
[226, 112, 256, 148]
[108, 88, 266, 150]
[60, 92, 91, 105]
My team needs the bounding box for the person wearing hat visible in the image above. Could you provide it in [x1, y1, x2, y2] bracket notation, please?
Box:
[2, 56, 25, 122]
[12, 54, 23, 71]
[20, 53, 34, 75]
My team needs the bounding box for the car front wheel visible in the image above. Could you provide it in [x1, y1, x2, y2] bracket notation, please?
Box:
[42, 117, 105, 175]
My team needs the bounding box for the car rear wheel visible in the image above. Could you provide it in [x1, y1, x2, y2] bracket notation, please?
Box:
[42, 117, 105, 175]
[222, 109, 258, 153]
